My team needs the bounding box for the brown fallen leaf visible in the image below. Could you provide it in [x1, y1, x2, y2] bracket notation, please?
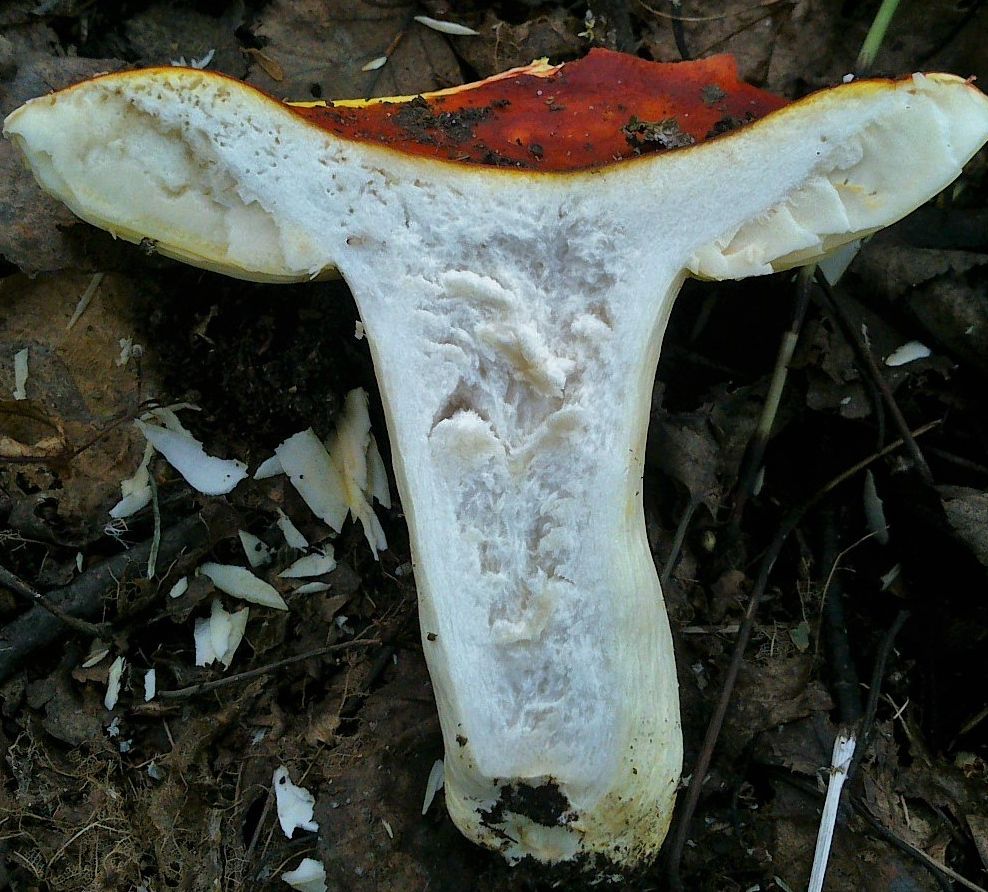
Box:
[0, 398, 66, 459]
[250, 0, 462, 101]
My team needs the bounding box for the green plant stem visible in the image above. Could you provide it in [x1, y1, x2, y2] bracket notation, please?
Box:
[857, 0, 902, 73]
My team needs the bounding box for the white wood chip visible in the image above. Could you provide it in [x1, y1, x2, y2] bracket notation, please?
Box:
[863, 470, 890, 545]
[281, 857, 327, 892]
[136, 420, 248, 495]
[254, 453, 284, 479]
[12, 348, 28, 400]
[110, 440, 154, 519]
[421, 759, 445, 814]
[413, 14, 479, 35]
[105, 655, 125, 710]
[169, 576, 189, 598]
[273, 766, 319, 838]
[293, 581, 331, 595]
[66, 271, 104, 330]
[144, 668, 157, 701]
[279, 548, 336, 578]
[361, 56, 388, 72]
[885, 340, 932, 367]
[194, 598, 250, 667]
[275, 429, 349, 532]
[277, 509, 310, 549]
[81, 645, 110, 668]
[366, 434, 391, 508]
[239, 530, 274, 568]
[199, 562, 288, 610]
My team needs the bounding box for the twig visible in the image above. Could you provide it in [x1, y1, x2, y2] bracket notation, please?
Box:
[666, 419, 940, 889]
[146, 470, 161, 579]
[731, 266, 815, 523]
[813, 272, 933, 484]
[669, 0, 691, 59]
[818, 505, 864, 724]
[0, 514, 211, 683]
[807, 731, 857, 892]
[0, 565, 109, 638]
[851, 796, 988, 892]
[156, 637, 381, 700]
[660, 498, 702, 589]
[847, 608, 910, 783]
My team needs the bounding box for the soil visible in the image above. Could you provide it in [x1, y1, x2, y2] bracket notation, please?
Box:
[1, 2, 988, 891]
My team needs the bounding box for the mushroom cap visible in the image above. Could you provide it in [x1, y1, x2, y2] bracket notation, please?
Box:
[4, 51, 988, 284]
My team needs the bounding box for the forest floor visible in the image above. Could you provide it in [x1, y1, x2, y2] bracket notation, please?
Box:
[1, 1, 987, 890]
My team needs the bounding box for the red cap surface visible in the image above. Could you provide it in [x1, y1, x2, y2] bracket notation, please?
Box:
[293, 49, 788, 172]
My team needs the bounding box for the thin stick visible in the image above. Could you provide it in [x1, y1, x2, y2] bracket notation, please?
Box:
[666, 419, 939, 889]
[669, 0, 691, 60]
[731, 266, 815, 523]
[0, 565, 108, 638]
[156, 637, 381, 700]
[146, 470, 161, 579]
[814, 271, 933, 484]
[848, 609, 910, 783]
[807, 731, 857, 892]
[851, 797, 988, 892]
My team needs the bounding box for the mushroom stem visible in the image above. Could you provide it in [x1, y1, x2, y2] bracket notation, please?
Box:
[344, 254, 684, 863]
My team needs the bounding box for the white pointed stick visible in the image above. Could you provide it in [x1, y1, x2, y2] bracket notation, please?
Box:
[807, 731, 857, 892]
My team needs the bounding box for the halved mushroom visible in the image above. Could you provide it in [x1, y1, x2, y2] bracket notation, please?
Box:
[5, 49, 987, 868]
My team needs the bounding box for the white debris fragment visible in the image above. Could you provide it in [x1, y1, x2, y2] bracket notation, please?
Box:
[354, 320, 365, 339]
[885, 340, 932, 367]
[273, 766, 319, 838]
[361, 56, 387, 72]
[254, 454, 284, 479]
[294, 581, 331, 595]
[147, 404, 199, 435]
[199, 563, 288, 610]
[421, 759, 445, 815]
[413, 14, 479, 35]
[105, 655, 125, 710]
[144, 669, 157, 701]
[147, 761, 164, 781]
[239, 530, 274, 569]
[277, 509, 310, 549]
[66, 271, 104, 330]
[12, 348, 28, 400]
[366, 435, 391, 509]
[863, 470, 890, 545]
[115, 337, 143, 367]
[275, 429, 349, 532]
[169, 576, 189, 599]
[172, 48, 216, 69]
[194, 598, 250, 667]
[842, 73, 855, 83]
[75, 552, 84, 572]
[273, 389, 390, 558]
[110, 441, 155, 519]
[81, 644, 110, 668]
[381, 818, 394, 839]
[329, 389, 388, 555]
[281, 857, 328, 892]
[818, 239, 861, 285]
[135, 420, 248, 495]
[279, 548, 337, 579]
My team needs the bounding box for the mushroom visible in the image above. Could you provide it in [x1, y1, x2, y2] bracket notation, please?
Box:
[5, 49, 988, 868]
